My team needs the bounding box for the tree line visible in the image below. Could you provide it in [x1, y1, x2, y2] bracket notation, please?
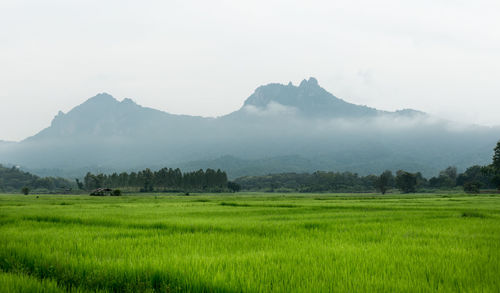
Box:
[82, 168, 235, 192]
[0, 164, 71, 193]
[235, 141, 500, 194]
[2, 140, 499, 194]
[234, 165, 498, 194]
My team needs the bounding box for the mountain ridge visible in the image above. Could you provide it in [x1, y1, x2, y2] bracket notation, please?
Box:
[1, 78, 499, 178]
[24, 77, 430, 143]
[34, 77, 427, 140]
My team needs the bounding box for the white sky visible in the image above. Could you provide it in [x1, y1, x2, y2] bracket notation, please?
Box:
[1, 0, 499, 141]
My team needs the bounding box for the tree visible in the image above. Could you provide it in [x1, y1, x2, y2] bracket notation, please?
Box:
[463, 181, 480, 194]
[138, 169, 154, 192]
[0, 164, 70, 192]
[440, 166, 457, 183]
[415, 172, 428, 189]
[439, 166, 457, 187]
[155, 168, 169, 190]
[84, 172, 97, 190]
[227, 181, 241, 192]
[489, 140, 500, 190]
[75, 178, 84, 190]
[493, 140, 500, 170]
[457, 165, 492, 188]
[21, 186, 30, 195]
[395, 170, 417, 193]
[118, 172, 129, 188]
[492, 175, 500, 191]
[375, 170, 393, 194]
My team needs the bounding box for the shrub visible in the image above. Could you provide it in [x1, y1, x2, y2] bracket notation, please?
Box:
[21, 187, 30, 195]
[227, 181, 241, 192]
[112, 189, 122, 196]
[463, 181, 481, 194]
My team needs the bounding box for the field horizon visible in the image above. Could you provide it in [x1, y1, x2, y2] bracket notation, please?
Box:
[1, 192, 499, 292]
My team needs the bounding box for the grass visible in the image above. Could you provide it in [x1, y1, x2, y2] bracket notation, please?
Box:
[0, 192, 499, 292]
[0, 271, 66, 293]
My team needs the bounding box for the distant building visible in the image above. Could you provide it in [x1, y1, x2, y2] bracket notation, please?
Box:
[90, 188, 113, 196]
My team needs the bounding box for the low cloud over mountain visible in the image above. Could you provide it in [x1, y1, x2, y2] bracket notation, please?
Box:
[1, 78, 498, 178]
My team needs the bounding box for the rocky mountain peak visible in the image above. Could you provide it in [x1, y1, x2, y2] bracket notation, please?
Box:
[85, 92, 117, 105]
[241, 77, 378, 118]
[299, 77, 318, 87]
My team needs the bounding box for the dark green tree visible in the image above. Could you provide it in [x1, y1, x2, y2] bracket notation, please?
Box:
[227, 181, 241, 192]
[110, 173, 119, 188]
[489, 140, 500, 190]
[118, 172, 129, 187]
[155, 168, 169, 190]
[395, 170, 417, 193]
[492, 175, 500, 191]
[75, 178, 84, 190]
[440, 166, 457, 182]
[440, 166, 457, 187]
[138, 169, 154, 192]
[129, 172, 138, 188]
[493, 140, 500, 170]
[375, 170, 393, 194]
[83, 172, 96, 190]
[463, 181, 481, 194]
[457, 165, 493, 188]
[21, 186, 30, 195]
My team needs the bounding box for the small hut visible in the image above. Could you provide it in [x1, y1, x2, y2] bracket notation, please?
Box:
[90, 188, 113, 196]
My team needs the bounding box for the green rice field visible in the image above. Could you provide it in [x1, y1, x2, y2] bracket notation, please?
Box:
[0, 193, 499, 292]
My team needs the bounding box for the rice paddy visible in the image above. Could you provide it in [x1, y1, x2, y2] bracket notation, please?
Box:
[0, 193, 499, 292]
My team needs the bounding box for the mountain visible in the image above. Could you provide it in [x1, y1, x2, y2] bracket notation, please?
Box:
[226, 78, 425, 120]
[1, 78, 499, 178]
[29, 93, 208, 140]
[0, 141, 16, 162]
[230, 77, 380, 118]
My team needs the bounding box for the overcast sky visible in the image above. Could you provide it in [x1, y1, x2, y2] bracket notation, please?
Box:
[1, 0, 499, 141]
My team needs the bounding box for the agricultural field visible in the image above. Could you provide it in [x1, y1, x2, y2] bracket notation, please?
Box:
[0, 193, 499, 292]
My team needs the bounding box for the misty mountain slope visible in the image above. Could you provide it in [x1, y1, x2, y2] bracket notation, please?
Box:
[0, 78, 499, 178]
[178, 155, 317, 179]
[12, 93, 219, 169]
[0, 140, 15, 147]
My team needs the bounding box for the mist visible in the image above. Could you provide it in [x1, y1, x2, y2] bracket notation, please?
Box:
[1, 80, 498, 179]
[1, 1, 500, 142]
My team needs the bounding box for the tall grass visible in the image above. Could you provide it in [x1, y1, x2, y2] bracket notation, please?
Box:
[0, 271, 66, 293]
[0, 193, 499, 292]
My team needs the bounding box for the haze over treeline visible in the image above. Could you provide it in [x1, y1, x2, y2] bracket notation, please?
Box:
[0, 78, 498, 179]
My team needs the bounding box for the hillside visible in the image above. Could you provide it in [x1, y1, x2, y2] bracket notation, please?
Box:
[0, 164, 70, 192]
